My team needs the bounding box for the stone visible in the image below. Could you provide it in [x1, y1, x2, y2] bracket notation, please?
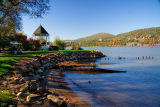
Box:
[23, 77, 32, 81]
[20, 82, 29, 92]
[12, 70, 20, 75]
[9, 105, 16, 107]
[17, 105, 29, 107]
[47, 94, 66, 107]
[28, 72, 34, 76]
[19, 78, 25, 83]
[17, 92, 29, 98]
[34, 75, 41, 80]
[43, 99, 57, 107]
[29, 82, 37, 92]
[37, 69, 43, 73]
[36, 87, 47, 95]
[2, 81, 8, 86]
[8, 84, 22, 91]
[26, 94, 40, 102]
[17, 92, 23, 97]
[8, 78, 19, 84]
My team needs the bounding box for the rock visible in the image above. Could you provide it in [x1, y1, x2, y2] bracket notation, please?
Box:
[12, 70, 20, 75]
[37, 69, 43, 73]
[20, 82, 29, 92]
[17, 105, 30, 107]
[29, 82, 37, 92]
[8, 77, 19, 84]
[9, 105, 16, 107]
[23, 77, 32, 81]
[19, 78, 25, 83]
[47, 94, 66, 107]
[8, 84, 22, 92]
[26, 94, 40, 102]
[36, 87, 48, 96]
[43, 99, 57, 107]
[17, 92, 23, 97]
[30, 80, 37, 82]
[17, 92, 29, 99]
[28, 72, 34, 76]
[2, 81, 8, 86]
[34, 75, 41, 81]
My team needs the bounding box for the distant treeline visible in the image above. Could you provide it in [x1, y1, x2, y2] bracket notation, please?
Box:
[66, 27, 160, 47]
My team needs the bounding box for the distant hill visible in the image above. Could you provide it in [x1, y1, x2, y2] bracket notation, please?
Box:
[66, 27, 160, 47]
[116, 27, 160, 38]
[76, 32, 114, 41]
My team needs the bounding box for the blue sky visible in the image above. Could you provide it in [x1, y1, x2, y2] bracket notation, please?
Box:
[22, 0, 160, 41]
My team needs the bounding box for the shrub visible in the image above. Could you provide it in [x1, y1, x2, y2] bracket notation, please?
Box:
[53, 36, 66, 50]
[72, 46, 82, 50]
[49, 46, 59, 51]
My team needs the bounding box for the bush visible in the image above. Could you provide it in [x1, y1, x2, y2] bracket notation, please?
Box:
[53, 36, 66, 50]
[49, 46, 59, 51]
[72, 46, 82, 50]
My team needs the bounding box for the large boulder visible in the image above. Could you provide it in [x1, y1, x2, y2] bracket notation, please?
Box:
[26, 94, 40, 102]
[47, 94, 67, 107]
[29, 81, 37, 92]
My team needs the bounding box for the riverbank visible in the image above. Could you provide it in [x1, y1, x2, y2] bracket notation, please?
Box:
[0, 51, 106, 106]
[46, 68, 91, 107]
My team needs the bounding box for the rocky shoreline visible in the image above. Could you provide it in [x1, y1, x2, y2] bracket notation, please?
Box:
[0, 51, 106, 106]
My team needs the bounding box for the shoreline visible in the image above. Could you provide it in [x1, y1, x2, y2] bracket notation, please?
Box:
[46, 68, 91, 107]
[0, 51, 105, 106]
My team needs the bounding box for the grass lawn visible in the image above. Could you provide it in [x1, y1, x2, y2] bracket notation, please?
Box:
[0, 90, 13, 106]
[0, 50, 91, 76]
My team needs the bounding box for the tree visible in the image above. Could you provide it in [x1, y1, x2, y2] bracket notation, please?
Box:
[0, 0, 50, 30]
[37, 37, 46, 44]
[0, 35, 10, 51]
[53, 36, 66, 50]
[0, 26, 15, 36]
[28, 38, 41, 50]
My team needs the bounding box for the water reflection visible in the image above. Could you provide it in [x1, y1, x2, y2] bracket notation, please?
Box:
[65, 47, 160, 107]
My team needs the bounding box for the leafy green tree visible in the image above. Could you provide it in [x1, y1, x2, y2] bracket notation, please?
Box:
[53, 36, 66, 50]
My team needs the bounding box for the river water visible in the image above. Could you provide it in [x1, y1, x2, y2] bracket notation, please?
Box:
[65, 47, 160, 107]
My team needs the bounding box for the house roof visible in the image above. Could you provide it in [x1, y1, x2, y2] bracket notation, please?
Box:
[33, 25, 49, 36]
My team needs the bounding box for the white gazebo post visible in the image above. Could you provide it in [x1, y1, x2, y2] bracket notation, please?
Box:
[33, 25, 49, 49]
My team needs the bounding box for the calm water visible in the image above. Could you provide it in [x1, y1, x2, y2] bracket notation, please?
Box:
[65, 47, 160, 107]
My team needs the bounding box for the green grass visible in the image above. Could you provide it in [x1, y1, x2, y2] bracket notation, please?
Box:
[0, 68, 8, 76]
[0, 90, 13, 106]
[0, 57, 18, 76]
[0, 64, 13, 69]
[0, 50, 91, 76]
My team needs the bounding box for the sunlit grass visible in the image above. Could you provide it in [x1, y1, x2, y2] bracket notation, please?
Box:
[0, 90, 13, 106]
[0, 68, 8, 76]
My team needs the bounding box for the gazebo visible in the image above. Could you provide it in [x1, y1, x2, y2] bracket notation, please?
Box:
[33, 25, 49, 48]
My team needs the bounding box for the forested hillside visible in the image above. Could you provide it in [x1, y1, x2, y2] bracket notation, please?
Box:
[66, 27, 160, 47]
